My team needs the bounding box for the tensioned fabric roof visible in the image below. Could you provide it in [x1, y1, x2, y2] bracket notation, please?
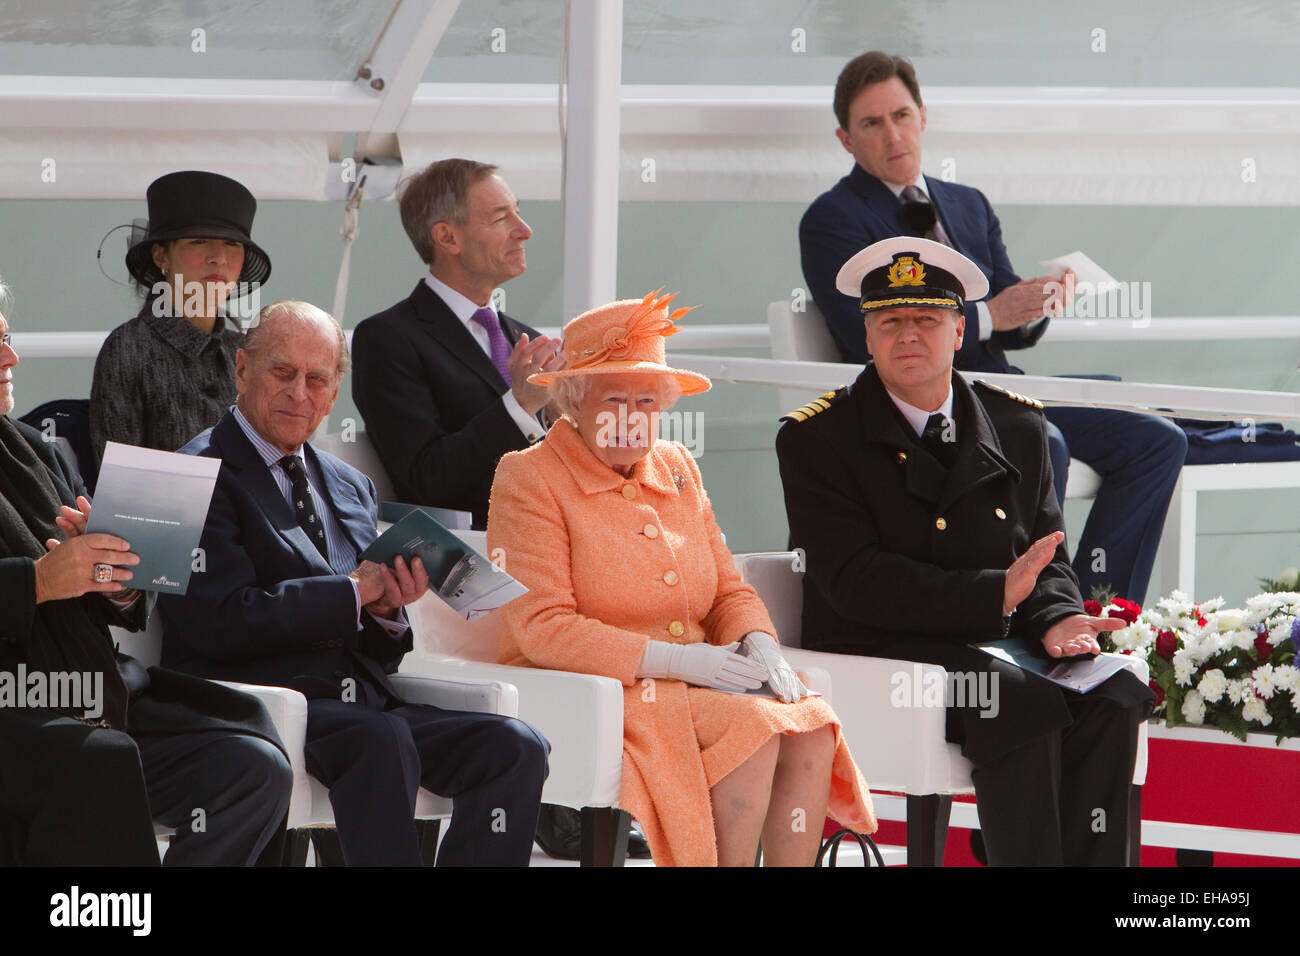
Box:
[1, 0, 1299, 205]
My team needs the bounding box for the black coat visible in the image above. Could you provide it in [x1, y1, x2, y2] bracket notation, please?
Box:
[776, 365, 1150, 764]
[351, 282, 541, 528]
[0, 419, 284, 747]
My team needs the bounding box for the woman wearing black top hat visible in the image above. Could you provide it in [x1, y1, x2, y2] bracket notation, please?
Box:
[90, 170, 272, 464]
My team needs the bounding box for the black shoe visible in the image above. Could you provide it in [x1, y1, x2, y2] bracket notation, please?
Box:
[533, 805, 654, 861]
[533, 804, 583, 860]
[626, 824, 652, 859]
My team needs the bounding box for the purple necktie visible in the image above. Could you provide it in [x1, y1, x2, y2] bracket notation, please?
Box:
[470, 307, 512, 386]
[901, 184, 953, 247]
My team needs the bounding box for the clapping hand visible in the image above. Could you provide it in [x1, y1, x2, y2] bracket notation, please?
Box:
[1041, 613, 1125, 658]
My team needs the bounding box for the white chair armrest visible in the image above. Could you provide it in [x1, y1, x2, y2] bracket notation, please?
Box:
[782, 648, 974, 795]
[388, 671, 519, 718]
[210, 680, 315, 829]
[400, 653, 624, 809]
[794, 665, 831, 701]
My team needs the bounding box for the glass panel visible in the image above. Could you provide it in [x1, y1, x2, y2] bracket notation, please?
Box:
[0, 0, 394, 80]
[422, 0, 1300, 86]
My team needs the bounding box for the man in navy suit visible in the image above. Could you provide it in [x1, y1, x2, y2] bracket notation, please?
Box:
[158, 300, 549, 866]
[800, 51, 1186, 605]
[352, 159, 564, 530]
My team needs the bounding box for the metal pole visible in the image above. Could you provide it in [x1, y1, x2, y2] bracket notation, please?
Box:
[561, 0, 623, 323]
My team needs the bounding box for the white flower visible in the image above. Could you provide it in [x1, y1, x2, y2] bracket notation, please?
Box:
[1272, 664, 1299, 695]
[1181, 689, 1206, 725]
[1242, 697, 1273, 726]
[1212, 609, 1243, 631]
[1254, 664, 1277, 700]
[1172, 649, 1196, 687]
[1230, 629, 1259, 652]
[1226, 678, 1253, 705]
[1110, 624, 1155, 655]
[1197, 668, 1228, 703]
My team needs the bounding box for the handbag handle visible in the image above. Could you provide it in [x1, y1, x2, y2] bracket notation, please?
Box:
[816, 827, 886, 867]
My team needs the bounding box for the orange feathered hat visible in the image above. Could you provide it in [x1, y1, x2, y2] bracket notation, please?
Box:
[528, 288, 711, 396]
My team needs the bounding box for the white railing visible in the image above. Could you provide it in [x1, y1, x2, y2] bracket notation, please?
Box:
[669, 356, 1300, 422]
[12, 315, 1300, 361]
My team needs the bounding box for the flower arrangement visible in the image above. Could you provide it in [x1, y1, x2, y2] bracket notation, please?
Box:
[1095, 591, 1300, 741]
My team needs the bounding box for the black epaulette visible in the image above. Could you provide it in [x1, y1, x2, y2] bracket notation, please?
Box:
[973, 379, 1044, 411]
[780, 387, 849, 424]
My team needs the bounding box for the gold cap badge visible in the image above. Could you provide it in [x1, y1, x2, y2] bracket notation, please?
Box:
[887, 256, 926, 288]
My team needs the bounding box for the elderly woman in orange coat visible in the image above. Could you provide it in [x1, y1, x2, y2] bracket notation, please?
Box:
[487, 290, 875, 866]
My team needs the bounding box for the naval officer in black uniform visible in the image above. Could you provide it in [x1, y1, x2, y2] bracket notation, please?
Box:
[776, 236, 1153, 866]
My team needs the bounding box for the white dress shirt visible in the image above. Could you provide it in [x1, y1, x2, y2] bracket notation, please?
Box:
[885, 385, 955, 439]
[423, 273, 543, 441]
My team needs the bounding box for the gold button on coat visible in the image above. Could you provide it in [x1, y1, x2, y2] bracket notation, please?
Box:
[935, 517, 947, 531]
[621, 484, 637, 500]
[663, 570, 678, 586]
[896, 451, 907, 463]
[995, 508, 1006, 520]
[644, 524, 659, 538]
[668, 621, 685, 637]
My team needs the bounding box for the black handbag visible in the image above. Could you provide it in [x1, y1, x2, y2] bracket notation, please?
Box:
[816, 827, 886, 867]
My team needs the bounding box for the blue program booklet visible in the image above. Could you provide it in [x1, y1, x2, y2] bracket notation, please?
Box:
[363, 505, 527, 620]
[85, 441, 221, 595]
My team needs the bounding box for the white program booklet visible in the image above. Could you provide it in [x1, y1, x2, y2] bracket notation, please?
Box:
[1039, 250, 1121, 290]
[85, 441, 222, 594]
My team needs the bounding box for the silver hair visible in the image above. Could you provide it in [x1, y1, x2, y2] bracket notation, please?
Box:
[548, 373, 682, 418]
[244, 300, 350, 379]
[397, 158, 499, 266]
[0, 273, 11, 316]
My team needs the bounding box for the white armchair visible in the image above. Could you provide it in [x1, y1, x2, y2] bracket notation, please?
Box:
[112, 606, 520, 864]
[734, 550, 1149, 866]
[398, 587, 630, 864]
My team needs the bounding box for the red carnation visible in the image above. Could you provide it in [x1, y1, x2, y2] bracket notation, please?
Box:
[1255, 631, 1273, 661]
[1109, 598, 1141, 624]
[1083, 600, 1103, 616]
[1149, 681, 1165, 706]
[1155, 629, 1178, 661]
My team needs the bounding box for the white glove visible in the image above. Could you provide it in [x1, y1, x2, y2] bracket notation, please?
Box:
[741, 632, 813, 703]
[637, 640, 768, 692]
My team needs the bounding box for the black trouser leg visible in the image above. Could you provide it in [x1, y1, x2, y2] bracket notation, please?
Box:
[971, 730, 1065, 866]
[1059, 694, 1143, 866]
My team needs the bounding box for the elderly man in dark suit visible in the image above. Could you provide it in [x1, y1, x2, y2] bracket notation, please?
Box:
[777, 237, 1153, 866]
[158, 300, 549, 866]
[799, 51, 1186, 607]
[351, 158, 564, 530]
